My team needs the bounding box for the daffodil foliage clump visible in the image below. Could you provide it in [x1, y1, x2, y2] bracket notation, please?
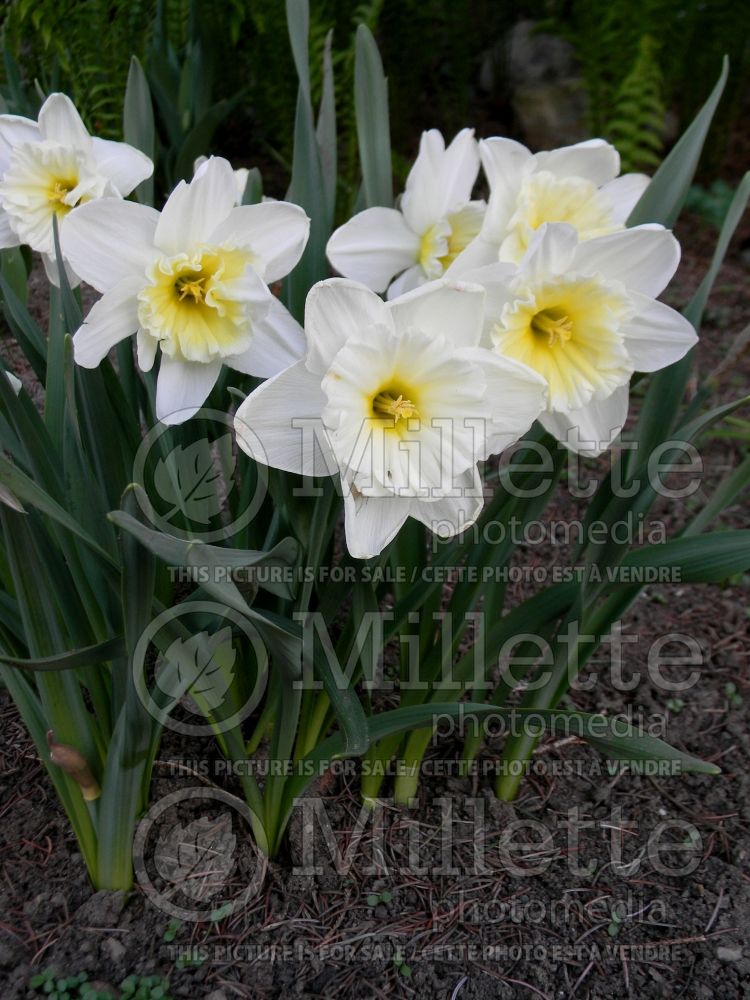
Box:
[0, 2, 747, 890]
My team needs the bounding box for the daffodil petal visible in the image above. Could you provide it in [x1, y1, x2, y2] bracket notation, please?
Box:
[154, 157, 237, 256]
[519, 222, 579, 281]
[305, 278, 393, 375]
[155, 355, 223, 425]
[42, 251, 80, 289]
[388, 278, 486, 349]
[0, 114, 39, 174]
[572, 225, 680, 298]
[234, 360, 336, 477]
[435, 127, 481, 209]
[533, 139, 620, 187]
[402, 128, 479, 235]
[478, 137, 531, 240]
[37, 93, 91, 150]
[62, 199, 159, 292]
[227, 295, 305, 378]
[601, 173, 650, 224]
[72, 277, 142, 367]
[209, 201, 310, 284]
[385, 264, 424, 299]
[451, 262, 517, 345]
[0, 210, 19, 248]
[326, 207, 419, 293]
[459, 347, 547, 449]
[447, 234, 503, 280]
[409, 467, 485, 539]
[622, 292, 698, 372]
[343, 489, 410, 560]
[91, 137, 153, 196]
[137, 328, 158, 372]
[540, 384, 629, 457]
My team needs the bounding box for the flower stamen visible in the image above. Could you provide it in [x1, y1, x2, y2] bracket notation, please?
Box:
[531, 309, 573, 347]
[176, 275, 208, 304]
[373, 391, 419, 423]
[50, 179, 75, 204]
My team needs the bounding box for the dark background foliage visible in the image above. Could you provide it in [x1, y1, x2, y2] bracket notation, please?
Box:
[2, 0, 748, 195]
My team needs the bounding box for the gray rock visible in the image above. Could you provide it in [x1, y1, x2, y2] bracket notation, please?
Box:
[101, 936, 127, 963]
[512, 80, 589, 151]
[716, 945, 743, 962]
[508, 20, 578, 87]
[0, 939, 17, 967]
[76, 890, 127, 928]
[482, 19, 589, 150]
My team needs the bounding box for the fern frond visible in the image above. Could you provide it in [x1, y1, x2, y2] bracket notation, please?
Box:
[605, 34, 666, 173]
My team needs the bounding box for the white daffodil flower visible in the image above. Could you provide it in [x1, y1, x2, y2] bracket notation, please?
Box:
[234, 277, 546, 558]
[194, 155, 249, 205]
[62, 157, 310, 425]
[465, 222, 697, 456]
[326, 129, 485, 300]
[2, 370, 22, 394]
[449, 137, 650, 274]
[0, 92, 153, 284]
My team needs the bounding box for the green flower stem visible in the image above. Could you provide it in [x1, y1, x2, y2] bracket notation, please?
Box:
[391, 439, 566, 805]
[358, 527, 425, 801]
[360, 733, 402, 803]
[495, 587, 641, 800]
[392, 729, 430, 804]
[292, 479, 339, 763]
[261, 478, 340, 855]
[218, 726, 269, 855]
[245, 689, 277, 755]
[264, 681, 302, 856]
[296, 690, 330, 760]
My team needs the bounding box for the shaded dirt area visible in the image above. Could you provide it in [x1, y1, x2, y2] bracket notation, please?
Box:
[0, 187, 749, 1000]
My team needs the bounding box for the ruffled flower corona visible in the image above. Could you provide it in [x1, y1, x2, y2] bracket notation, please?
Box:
[326, 129, 485, 299]
[0, 93, 153, 283]
[62, 157, 310, 424]
[234, 278, 546, 558]
[449, 138, 650, 274]
[465, 222, 698, 455]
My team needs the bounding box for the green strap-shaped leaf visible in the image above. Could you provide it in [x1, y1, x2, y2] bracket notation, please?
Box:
[684, 171, 750, 329]
[0, 273, 47, 381]
[316, 29, 337, 230]
[110, 500, 370, 756]
[354, 24, 393, 209]
[96, 487, 158, 890]
[173, 97, 240, 183]
[285, 89, 328, 320]
[123, 56, 155, 206]
[108, 501, 299, 597]
[0, 635, 125, 672]
[110, 504, 304, 672]
[280, 702, 718, 818]
[621, 530, 750, 583]
[241, 167, 263, 206]
[286, 0, 311, 105]
[628, 56, 728, 228]
[0, 455, 117, 566]
[682, 453, 750, 537]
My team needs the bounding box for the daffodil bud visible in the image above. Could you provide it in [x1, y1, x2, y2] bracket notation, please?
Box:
[47, 730, 101, 801]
